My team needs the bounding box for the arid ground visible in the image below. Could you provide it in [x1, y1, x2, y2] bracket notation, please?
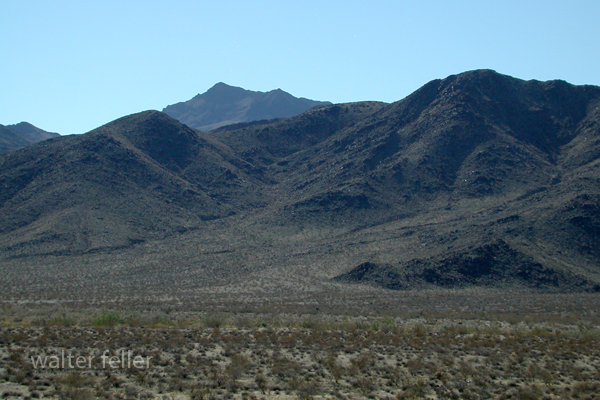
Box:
[1, 290, 600, 399]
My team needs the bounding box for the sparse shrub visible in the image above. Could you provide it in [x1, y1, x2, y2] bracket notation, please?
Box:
[61, 373, 93, 388]
[47, 316, 73, 327]
[405, 357, 426, 375]
[226, 354, 250, 380]
[571, 381, 600, 398]
[57, 387, 95, 400]
[323, 355, 345, 383]
[397, 378, 429, 399]
[383, 366, 407, 387]
[92, 311, 124, 326]
[271, 356, 302, 379]
[190, 384, 212, 400]
[412, 323, 427, 337]
[516, 384, 543, 400]
[350, 351, 376, 373]
[1, 307, 600, 400]
[255, 374, 268, 393]
[297, 378, 320, 399]
[372, 317, 398, 333]
[353, 376, 376, 395]
[204, 316, 225, 328]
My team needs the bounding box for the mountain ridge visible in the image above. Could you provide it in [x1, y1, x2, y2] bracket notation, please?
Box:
[162, 82, 332, 131]
[1, 69, 599, 299]
[0, 122, 60, 154]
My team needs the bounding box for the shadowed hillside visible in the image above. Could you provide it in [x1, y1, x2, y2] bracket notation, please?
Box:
[0, 111, 266, 258]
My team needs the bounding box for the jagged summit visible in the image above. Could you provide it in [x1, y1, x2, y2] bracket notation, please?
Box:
[162, 83, 331, 131]
[7, 121, 60, 142]
[200, 82, 252, 103]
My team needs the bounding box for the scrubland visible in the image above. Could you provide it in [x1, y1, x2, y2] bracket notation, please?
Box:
[1, 297, 600, 400]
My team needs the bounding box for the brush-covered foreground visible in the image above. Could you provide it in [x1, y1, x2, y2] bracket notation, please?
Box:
[1, 298, 600, 400]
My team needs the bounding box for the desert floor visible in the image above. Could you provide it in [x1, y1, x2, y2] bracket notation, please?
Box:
[1, 290, 600, 399]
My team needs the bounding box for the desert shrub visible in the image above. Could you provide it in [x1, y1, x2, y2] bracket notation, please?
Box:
[189, 384, 213, 400]
[271, 356, 302, 379]
[382, 366, 407, 387]
[350, 351, 376, 373]
[1, 391, 25, 398]
[571, 381, 600, 398]
[397, 378, 429, 399]
[405, 357, 426, 375]
[516, 384, 543, 400]
[526, 363, 553, 383]
[204, 316, 226, 328]
[297, 378, 321, 399]
[322, 355, 345, 383]
[226, 354, 250, 380]
[353, 376, 376, 395]
[254, 374, 268, 393]
[2, 309, 600, 400]
[46, 316, 73, 327]
[372, 317, 398, 333]
[92, 311, 124, 326]
[299, 318, 323, 330]
[60, 373, 94, 387]
[57, 387, 96, 400]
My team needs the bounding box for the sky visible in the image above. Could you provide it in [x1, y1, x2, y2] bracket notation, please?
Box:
[1, 1, 599, 135]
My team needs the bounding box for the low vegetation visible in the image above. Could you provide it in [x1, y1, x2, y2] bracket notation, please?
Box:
[1, 304, 599, 399]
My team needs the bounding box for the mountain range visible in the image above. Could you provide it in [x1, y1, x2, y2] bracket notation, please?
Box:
[162, 82, 331, 131]
[0, 122, 60, 154]
[1, 69, 599, 301]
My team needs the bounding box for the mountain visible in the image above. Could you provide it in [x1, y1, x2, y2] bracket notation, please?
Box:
[1, 70, 600, 300]
[162, 82, 332, 131]
[208, 70, 600, 293]
[0, 111, 266, 257]
[0, 124, 32, 154]
[0, 122, 60, 154]
[7, 121, 60, 143]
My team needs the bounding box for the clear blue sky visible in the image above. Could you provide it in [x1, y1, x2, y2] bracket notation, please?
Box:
[1, 0, 599, 135]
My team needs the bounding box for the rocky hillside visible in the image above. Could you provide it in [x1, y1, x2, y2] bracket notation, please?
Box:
[1, 70, 599, 299]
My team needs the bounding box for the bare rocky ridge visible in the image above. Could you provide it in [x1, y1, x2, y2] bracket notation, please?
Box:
[6, 122, 60, 143]
[162, 82, 331, 131]
[0, 122, 59, 154]
[1, 69, 599, 300]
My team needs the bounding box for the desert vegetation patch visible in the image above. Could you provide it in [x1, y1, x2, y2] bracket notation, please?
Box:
[1, 306, 600, 399]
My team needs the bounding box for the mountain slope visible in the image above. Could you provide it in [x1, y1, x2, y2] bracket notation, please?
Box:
[1, 70, 599, 298]
[309, 70, 600, 291]
[7, 121, 60, 143]
[163, 82, 331, 131]
[0, 122, 59, 154]
[206, 69, 600, 291]
[270, 70, 599, 207]
[0, 124, 32, 154]
[0, 111, 266, 258]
